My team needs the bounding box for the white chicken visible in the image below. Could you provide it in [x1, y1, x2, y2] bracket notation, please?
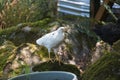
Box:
[36, 27, 66, 60]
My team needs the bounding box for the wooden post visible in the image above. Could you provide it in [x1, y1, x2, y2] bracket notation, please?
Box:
[95, 0, 110, 21]
[90, 0, 100, 18]
[95, 0, 115, 21]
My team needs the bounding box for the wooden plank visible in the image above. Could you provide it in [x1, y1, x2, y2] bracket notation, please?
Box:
[90, 0, 100, 18]
[95, 0, 110, 21]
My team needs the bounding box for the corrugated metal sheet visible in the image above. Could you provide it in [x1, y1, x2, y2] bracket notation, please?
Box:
[57, 0, 120, 17]
[57, 0, 90, 17]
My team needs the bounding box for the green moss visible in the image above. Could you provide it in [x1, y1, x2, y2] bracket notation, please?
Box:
[32, 60, 81, 79]
[0, 41, 16, 71]
[21, 18, 52, 28]
[36, 47, 55, 59]
[113, 40, 120, 53]
[0, 18, 53, 46]
[82, 52, 120, 80]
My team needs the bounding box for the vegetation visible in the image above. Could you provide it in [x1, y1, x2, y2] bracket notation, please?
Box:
[82, 52, 120, 80]
[0, 41, 15, 70]
[82, 40, 120, 80]
[0, 0, 120, 80]
[115, 0, 120, 5]
[113, 40, 120, 53]
[0, 17, 98, 79]
[0, 18, 52, 46]
[0, 0, 56, 28]
[0, 18, 53, 78]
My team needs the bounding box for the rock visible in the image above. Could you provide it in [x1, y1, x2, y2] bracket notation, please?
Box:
[0, 18, 51, 46]
[113, 40, 120, 53]
[0, 41, 16, 73]
[32, 60, 81, 80]
[91, 41, 111, 63]
[22, 26, 31, 32]
[0, 18, 99, 79]
[83, 52, 120, 80]
[11, 43, 40, 70]
[1, 43, 40, 78]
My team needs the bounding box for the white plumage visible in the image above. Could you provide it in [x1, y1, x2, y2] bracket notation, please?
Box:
[36, 27, 66, 59]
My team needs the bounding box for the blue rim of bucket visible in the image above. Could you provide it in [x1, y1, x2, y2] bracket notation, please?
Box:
[9, 71, 78, 80]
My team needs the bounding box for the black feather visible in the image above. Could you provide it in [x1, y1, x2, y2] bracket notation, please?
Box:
[93, 19, 120, 45]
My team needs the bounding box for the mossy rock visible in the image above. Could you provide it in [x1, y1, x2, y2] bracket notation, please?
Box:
[82, 52, 120, 80]
[0, 41, 16, 72]
[0, 18, 52, 46]
[32, 60, 81, 79]
[36, 47, 56, 60]
[113, 40, 120, 53]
